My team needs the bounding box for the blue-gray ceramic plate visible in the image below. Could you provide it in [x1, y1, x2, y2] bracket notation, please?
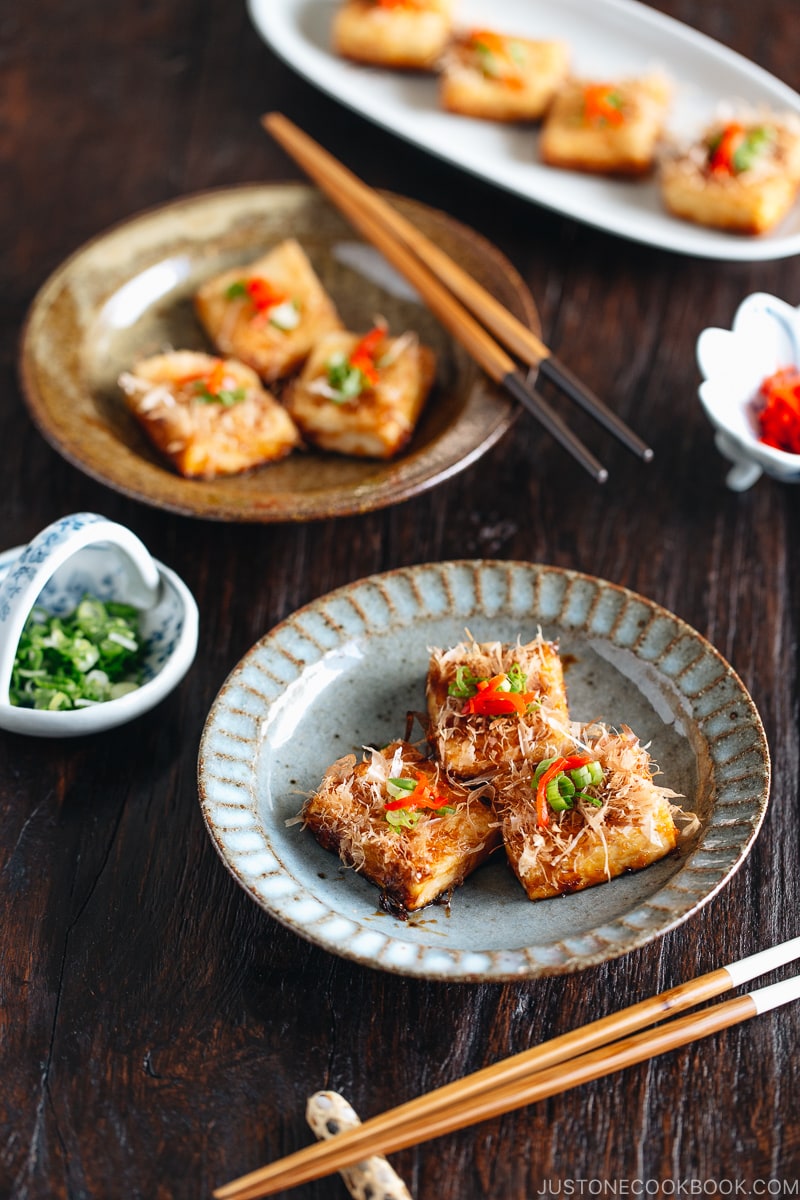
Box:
[198, 561, 770, 981]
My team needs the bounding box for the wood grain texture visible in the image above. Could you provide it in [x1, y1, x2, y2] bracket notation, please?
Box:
[1, 1, 799, 1197]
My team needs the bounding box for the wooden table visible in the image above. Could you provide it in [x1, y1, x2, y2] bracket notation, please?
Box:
[2, 2, 799, 1196]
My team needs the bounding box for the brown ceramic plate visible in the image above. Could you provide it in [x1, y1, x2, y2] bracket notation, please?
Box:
[19, 184, 535, 523]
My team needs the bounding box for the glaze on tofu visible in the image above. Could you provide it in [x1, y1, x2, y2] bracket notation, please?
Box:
[284, 323, 436, 459]
[333, 0, 454, 70]
[660, 113, 800, 234]
[194, 239, 343, 383]
[118, 350, 299, 479]
[302, 741, 502, 916]
[539, 75, 670, 176]
[426, 636, 570, 780]
[440, 29, 568, 123]
[495, 724, 692, 901]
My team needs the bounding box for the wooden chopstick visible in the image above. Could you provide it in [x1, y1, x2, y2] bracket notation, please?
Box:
[262, 111, 653, 465]
[261, 112, 608, 483]
[214, 937, 800, 1200]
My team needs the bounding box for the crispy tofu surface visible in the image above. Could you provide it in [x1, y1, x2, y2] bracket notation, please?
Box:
[495, 725, 684, 901]
[333, 0, 453, 70]
[302, 741, 501, 915]
[539, 76, 670, 176]
[660, 116, 800, 234]
[284, 328, 436, 459]
[440, 31, 568, 122]
[194, 239, 342, 383]
[118, 351, 299, 479]
[426, 636, 570, 780]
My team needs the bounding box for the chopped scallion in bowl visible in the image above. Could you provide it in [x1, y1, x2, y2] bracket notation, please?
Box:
[10, 596, 147, 711]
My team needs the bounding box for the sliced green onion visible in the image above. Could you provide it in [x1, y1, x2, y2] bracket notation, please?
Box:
[448, 665, 480, 698]
[546, 774, 575, 812]
[194, 382, 246, 407]
[385, 808, 422, 830]
[10, 595, 147, 711]
[576, 792, 604, 808]
[474, 43, 498, 77]
[533, 757, 557, 785]
[732, 126, 773, 173]
[569, 765, 592, 789]
[506, 662, 527, 693]
[386, 777, 417, 801]
[546, 781, 571, 811]
[587, 760, 604, 786]
[324, 353, 367, 403]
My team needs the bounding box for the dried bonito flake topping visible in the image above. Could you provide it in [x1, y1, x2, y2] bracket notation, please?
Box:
[299, 740, 502, 915]
[496, 723, 699, 901]
[427, 634, 571, 779]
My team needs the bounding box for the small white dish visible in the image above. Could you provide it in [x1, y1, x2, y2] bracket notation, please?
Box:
[696, 293, 800, 491]
[0, 513, 199, 737]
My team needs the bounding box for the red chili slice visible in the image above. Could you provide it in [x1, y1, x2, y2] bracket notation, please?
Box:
[385, 771, 451, 811]
[461, 673, 536, 717]
[246, 277, 286, 312]
[709, 123, 745, 175]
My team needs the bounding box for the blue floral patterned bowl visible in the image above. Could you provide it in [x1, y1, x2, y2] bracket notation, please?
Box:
[0, 513, 198, 737]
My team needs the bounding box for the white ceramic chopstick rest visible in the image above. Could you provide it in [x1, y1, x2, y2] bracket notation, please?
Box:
[306, 1091, 413, 1200]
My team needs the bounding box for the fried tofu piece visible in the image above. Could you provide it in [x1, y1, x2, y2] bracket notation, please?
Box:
[194, 240, 343, 383]
[440, 29, 568, 122]
[539, 75, 670, 176]
[284, 325, 436, 459]
[661, 114, 800, 234]
[333, 0, 453, 70]
[495, 724, 689, 901]
[118, 351, 299, 479]
[427, 636, 570, 780]
[302, 741, 501, 915]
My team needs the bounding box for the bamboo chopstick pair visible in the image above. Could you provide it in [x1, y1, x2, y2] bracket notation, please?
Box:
[261, 112, 654, 484]
[215, 936, 800, 1199]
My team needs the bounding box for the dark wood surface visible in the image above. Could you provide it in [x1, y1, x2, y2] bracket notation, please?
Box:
[2, 2, 799, 1197]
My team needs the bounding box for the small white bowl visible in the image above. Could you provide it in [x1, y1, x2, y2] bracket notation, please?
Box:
[0, 513, 199, 737]
[697, 292, 800, 491]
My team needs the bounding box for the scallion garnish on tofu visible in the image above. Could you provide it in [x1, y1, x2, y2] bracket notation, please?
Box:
[532, 755, 606, 826]
[323, 326, 386, 404]
[384, 772, 456, 829]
